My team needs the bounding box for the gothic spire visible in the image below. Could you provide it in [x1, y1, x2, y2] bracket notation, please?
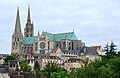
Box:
[24, 5, 34, 37]
[14, 6, 22, 33]
[38, 30, 40, 36]
[12, 6, 23, 54]
[27, 5, 31, 23]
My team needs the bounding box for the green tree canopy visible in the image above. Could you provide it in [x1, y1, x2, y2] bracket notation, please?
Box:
[19, 60, 31, 72]
[51, 71, 69, 78]
[4, 55, 16, 62]
[104, 41, 117, 56]
[109, 41, 117, 55]
[80, 58, 90, 68]
[38, 61, 67, 78]
[71, 56, 120, 78]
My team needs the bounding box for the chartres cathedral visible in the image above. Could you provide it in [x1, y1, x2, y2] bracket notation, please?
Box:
[11, 6, 85, 55]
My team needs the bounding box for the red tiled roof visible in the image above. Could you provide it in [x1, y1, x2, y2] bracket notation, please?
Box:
[90, 46, 101, 50]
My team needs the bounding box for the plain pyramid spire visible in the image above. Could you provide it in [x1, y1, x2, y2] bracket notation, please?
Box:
[38, 30, 40, 36]
[27, 5, 31, 23]
[14, 6, 22, 33]
[12, 6, 23, 54]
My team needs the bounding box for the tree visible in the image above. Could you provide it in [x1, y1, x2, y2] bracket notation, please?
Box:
[109, 41, 117, 55]
[107, 57, 120, 77]
[117, 51, 120, 56]
[19, 60, 31, 72]
[71, 66, 98, 78]
[104, 41, 117, 56]
[69, 68, 78, 78]
[4, 56, 16, 62]
[98, 65, 112, 78]
[104, 43, 109, 55]
[35, 55, 120, 78]
[43, 61, 59, 78]
[39, 61, 66, 78]
[90, 59, 106, 70]
[51, 71, 69, 78]
[80, 58, 89, 68]
[34, 60, 40, 77]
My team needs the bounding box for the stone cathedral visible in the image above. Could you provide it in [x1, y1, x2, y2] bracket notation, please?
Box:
[11, 7, 85, 55]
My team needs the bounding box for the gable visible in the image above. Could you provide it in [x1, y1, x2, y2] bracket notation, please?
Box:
[56, 47, 62, 54]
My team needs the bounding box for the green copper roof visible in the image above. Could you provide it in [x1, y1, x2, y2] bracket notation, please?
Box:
[23, 32, 78, 44]
[23, 36, 38, 44]
[46, 33, 54, 41]
[44, 32, 78, 41]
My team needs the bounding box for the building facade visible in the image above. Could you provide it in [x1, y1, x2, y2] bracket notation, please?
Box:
[64, 58, 82, 72]
[11, 6, 101, 72]
[38, 55, 64, 69]
[11, 7, 85, 56]
[91, 46, 105, 55]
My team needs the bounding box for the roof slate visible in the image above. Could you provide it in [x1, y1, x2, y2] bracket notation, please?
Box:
[61, 46, 99, 56]
[80, 46, 99, 56]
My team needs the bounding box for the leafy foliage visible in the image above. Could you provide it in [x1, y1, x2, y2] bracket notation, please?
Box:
[80, 58, 89, 68]
[34, 41, 120, 78]
[37, 61, 67, 78]
[51, 71, 69, 78]
[19, 60, 32, 72]
[34, 60, 40, 77]
[35, 55, 120, 78]
[4, 56, 16, 62]
[104, 43, 109, 55]
[104, 41, 117, 56]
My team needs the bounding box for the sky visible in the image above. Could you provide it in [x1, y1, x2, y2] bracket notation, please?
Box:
[0, 0, 120, 54]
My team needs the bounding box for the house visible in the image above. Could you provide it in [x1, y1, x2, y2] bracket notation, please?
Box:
[64, 58, 82, 72]
[38, 55, 64, 69]
[8, 60, 19, 72]
[79, 46, 101, 61]
[0, 58, 4, 65]
[91, 46, 105, 55]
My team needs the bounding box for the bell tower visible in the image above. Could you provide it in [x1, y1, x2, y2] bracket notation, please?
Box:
[11, 7, 23, 54]
[24, 6, 34, 37]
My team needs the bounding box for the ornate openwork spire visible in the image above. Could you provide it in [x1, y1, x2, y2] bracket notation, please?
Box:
[27, 5, 31, 23]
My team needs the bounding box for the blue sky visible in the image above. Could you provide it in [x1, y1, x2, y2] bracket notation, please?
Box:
[0, 0, 120, 54]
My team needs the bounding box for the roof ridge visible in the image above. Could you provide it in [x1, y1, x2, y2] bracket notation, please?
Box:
[24, 36, 38, 38]
[53, 32, 74, 35]
[44, 31, 74, 35]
